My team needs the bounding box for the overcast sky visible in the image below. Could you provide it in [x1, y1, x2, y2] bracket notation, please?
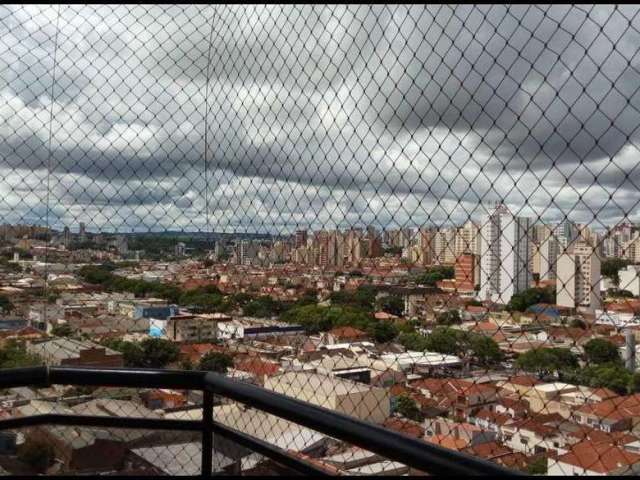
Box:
[1, 4, 640, 235]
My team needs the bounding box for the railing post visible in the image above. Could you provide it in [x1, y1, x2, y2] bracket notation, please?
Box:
[201, 390, 213, 477]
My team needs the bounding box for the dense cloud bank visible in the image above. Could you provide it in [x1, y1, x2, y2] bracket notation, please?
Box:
[1, 5, 639, 233]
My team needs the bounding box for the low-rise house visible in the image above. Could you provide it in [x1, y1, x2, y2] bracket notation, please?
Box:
[179, 343, 229, 365]
[27, 337, 123, 367]
[469, 408, 514, 436]
[409, 378, 498, 418]
[15, 401, 127, 473]
[141, 389, 187, 410]
[0, 326, 47, 346]
[70, 399, 164, 445]
[234, 357, 281, 385]
[382, 417, 425, 439]
[497, 375, 541, 398]
[424, 434, 469, 451]
[574, 394, 640, 432]
[217, 318, 304, 340]
[323, 327, 369, 344]
[522, 382, 580, 416]
[494, 398, 529, 419]
[501, 418, 570, 456]
[130, 441, 235, 475]
[549, 440, 640, 475]
[462, 441, 530, 471]
[264, 371, 390, 424]
[425, 417, 496, 446]
[151, 313, 220, 342]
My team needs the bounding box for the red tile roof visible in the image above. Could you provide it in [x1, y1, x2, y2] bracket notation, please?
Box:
[383, 417, 425, 439]
[503, 375, 541, 387]
[473, 408, 513, 426]
[576, 393, 640, 422]
[328, 326, 368, 340]
[410, 378, 497, 398]
[234, 357, 280, 377]
[424, 434, 468, 451]
[556, 440, 640, 473]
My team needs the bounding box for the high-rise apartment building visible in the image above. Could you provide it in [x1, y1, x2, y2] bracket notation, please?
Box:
[455, 221, 481, 257]
[556, 240, 601, 312]
[235, 240, 259, 266]
[295, 230, 308, 249]
[433, 228, 456, 265]
[366, 226, 383, 258]
[63, 226, 71, 249]
[455, 253, 478, 293]
[537, 225, 559, 281]
[623, 233, 640, 263]
[414, 227, 436, 265]
[480, 204, 532, 304]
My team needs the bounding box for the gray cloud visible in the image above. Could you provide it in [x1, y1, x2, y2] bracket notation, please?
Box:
[1, 5, 640, 233]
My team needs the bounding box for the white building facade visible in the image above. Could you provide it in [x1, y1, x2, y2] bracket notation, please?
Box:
[480, 204, 532, 304]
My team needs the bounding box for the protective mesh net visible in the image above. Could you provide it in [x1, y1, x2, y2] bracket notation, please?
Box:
[1, 4, 640, 475]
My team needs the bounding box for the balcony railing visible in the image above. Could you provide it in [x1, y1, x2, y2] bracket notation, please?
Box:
[0, 366, 518, 476]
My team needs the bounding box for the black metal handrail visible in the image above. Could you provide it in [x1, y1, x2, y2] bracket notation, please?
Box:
[0, 366, 520, 476]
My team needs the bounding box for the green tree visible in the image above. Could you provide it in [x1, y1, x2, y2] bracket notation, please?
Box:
[243, 295, 285, 317]
[78, 264, 115, 284]
[280, 304, 373, 334]
[526, 456, 547, 475]
[198, 352, 233, 374]
[506, 287, 555, 312]
[629, 372, 640, 393]
[395, 394, 424, 422]
[230, 292, 253, 307]
[179, 286, 228, 313]
[107, 338, 179, 368]
[423, 327, 465, 356]
[0, 295, 14, 314]
[367, 321, 398, 343]
[569, 318, 586, 329]
[51, 324, 74, 337]
[565, 363, 632, 395]
[602, 258, 632, 286]
[0, 340, 42, 368]
[583, 338, 621, 365]
[180, 358, 194, 371]
[414, 266, 454, 286]
[137, 338, 180, 368]
[516, 348, 578, 379]
[330, 285, 378, 310]
[469, 335, 504, 366]
[376, 295, 404, 316]
[436, 309, 461, 325]
[398, 332, 430, 351]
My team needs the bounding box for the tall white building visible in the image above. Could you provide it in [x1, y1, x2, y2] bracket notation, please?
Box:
[556, 241, 601, 312]
[538, 225, 560, 281]
[555, 220, 578, 249]
[434, 228, 457, 264]
[455, 221, 481, 257]
[480, 204, 532, 304]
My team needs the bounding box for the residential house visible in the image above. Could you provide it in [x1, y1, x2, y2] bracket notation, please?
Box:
[27, 337, 123, 367]
[574, 394, 640, 433]
[409, 378, 498, 418]
[549, 440, 640, 475]
[264, 371, 390, 424]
